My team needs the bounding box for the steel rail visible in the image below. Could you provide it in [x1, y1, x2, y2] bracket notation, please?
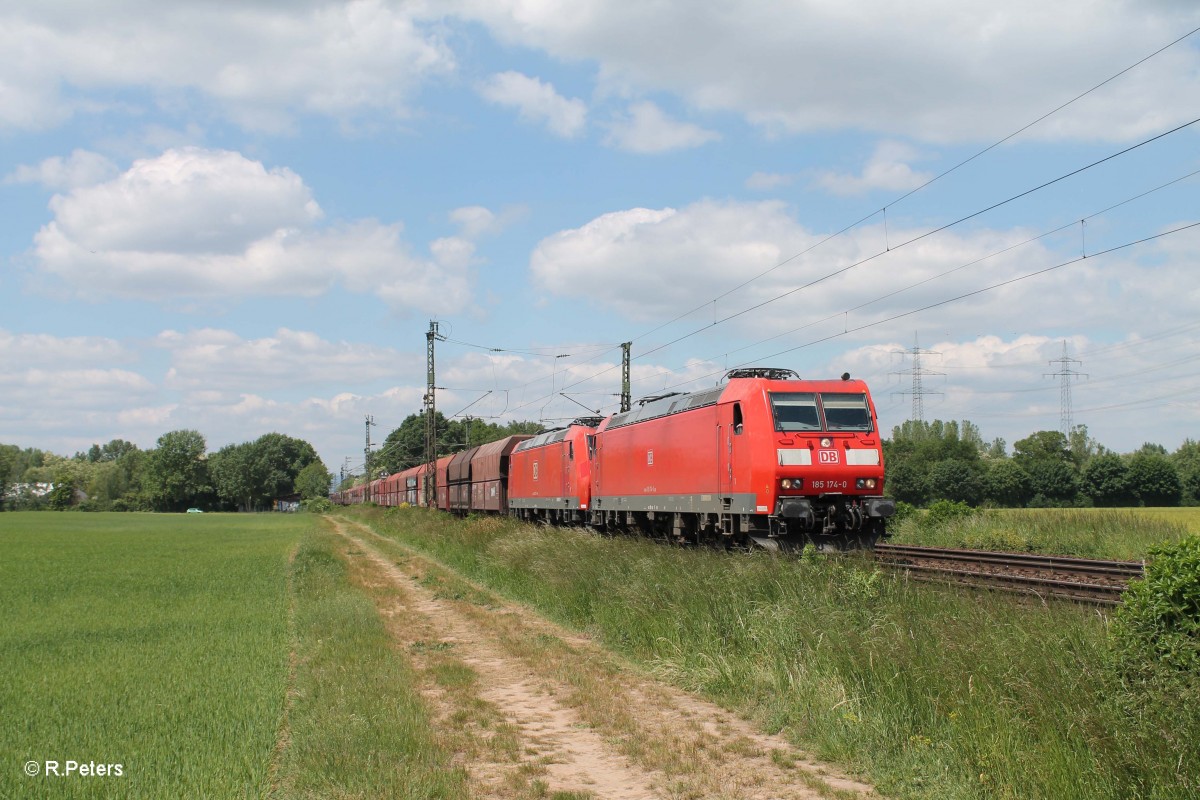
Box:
[875, 543, 1145, 577]
[873, 543, 1145, 605]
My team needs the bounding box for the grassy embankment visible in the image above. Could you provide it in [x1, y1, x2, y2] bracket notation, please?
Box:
[0, 512, 465, 799]
[887, 506, 1196, 560]
[343, 505, 1200, 800]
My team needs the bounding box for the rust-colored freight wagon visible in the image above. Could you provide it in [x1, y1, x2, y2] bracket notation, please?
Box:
[467, 435, 532, 513]
[435, 455, 453, 511]
[448, 447, 478, 514]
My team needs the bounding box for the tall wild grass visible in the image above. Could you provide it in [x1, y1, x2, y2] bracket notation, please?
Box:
[349, 506, 1200, 800]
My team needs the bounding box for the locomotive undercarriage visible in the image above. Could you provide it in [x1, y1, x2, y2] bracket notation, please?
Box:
[761, 495, 895, 551]
[512, 506, 588, 526]
[584, 494, 893, 551]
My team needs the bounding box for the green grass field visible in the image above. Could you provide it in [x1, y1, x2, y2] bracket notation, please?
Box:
[0, 512, 462, 799]
[889, 506, 1195, 560]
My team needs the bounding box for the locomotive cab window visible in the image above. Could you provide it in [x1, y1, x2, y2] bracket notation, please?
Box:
[821, 393, 872, 431]
[769, 393, 820, 431]
[733, 403, 743, 434]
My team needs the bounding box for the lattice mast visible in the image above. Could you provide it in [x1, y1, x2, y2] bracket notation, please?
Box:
[363, 415, 376, 502]
[891, 333, 943, 426]
[620, 341, 632, 413]
[1046, 340, 1086, 439]
[423, 321, 442, 507]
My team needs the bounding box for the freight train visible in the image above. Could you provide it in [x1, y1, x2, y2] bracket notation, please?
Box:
[333, 368, 894, 549]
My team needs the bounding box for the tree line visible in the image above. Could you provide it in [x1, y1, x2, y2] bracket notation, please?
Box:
[6, 417, 1196, 511]
[0, 430, 331, 512]
[886, 420, 1200, 508]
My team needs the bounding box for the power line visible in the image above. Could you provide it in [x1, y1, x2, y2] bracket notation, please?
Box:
[632, 115, 1200, 366]
[601, 23, 1200, 353]
[623, 220, 1200, 399]
[514, 117, 1199, 416]
[552, 165, 1200, 404]
[442, 337, 617, 357]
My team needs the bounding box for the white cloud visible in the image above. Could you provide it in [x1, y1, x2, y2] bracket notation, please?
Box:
[457, 0, 1200, 143]
[450, 206, 500, 238]
[28, 147, 472, 312]
[0, 365, 158, 447]
[814, 141, 933, 196]
[834, 330, 1200, 453]
[429, 237, 478, 272]
[4, 2, 1195, 143]
[528, 198, 1200, 352]
[530, 200, 807, 320]
[449, 205, 528, 238]
[478, 71, 587, 138]
[0, 330, 129, 369]
[5, 149, 119, 190]
[602, 101, 719, 153]
[0, 0, 454, 132]
[745, 171, 796, 191]
[45, 147, 321, 254]
[157, 328, 420, 393]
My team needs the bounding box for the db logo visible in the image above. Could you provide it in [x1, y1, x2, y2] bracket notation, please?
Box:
[818, 450, 840, 464]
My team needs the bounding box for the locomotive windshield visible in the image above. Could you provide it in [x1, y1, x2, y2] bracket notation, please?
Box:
[821, 393, 872, 431]
[770, 392, 872, 432]
[769, 393, 821, 431]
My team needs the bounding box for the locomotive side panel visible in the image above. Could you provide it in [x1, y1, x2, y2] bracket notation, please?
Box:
[593, 403, 731, 515]
[509, 424, 595, 518]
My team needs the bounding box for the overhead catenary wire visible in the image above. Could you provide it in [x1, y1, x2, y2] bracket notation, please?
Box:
[508, 123, 1200, 415]
[635, 220, 1200, 397]
[630, 115, 1200, 366]
[645, 165, 1200, 386]
[442, 337, 617, 357]
[603, 24, 1200, 350]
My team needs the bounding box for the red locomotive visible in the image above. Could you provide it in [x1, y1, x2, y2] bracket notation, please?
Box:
[589, 368, 892, 549]
[333, 368, 893, 549]
[508, 417, 602, 525]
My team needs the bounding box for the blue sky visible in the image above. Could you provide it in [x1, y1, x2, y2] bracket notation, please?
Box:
[2, 1, 1199, 473]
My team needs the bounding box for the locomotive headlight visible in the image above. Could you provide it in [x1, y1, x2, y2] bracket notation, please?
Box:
[820, 437, 833, 448]
[781, 478, 803, 490]
[856, 478, 877, 490]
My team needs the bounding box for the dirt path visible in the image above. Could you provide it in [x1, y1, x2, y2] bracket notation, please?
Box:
[328, 516, 879, 800]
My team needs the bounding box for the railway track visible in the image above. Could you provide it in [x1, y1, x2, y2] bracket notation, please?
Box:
[873, 543, 1146, 605]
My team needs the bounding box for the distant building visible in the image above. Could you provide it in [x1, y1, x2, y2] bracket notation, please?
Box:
[274, 493, 302, 512]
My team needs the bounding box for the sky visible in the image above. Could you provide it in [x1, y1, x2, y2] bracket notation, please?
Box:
[3, 0, 1199, 476]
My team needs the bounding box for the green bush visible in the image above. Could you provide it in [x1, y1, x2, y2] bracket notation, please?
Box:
[890, 500, 917, 524]
[923, 499, 978, 528]
[1107, 536, 1200, 789]
[302, 497, 333, 513]
[1113, 536, 1200, 677]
